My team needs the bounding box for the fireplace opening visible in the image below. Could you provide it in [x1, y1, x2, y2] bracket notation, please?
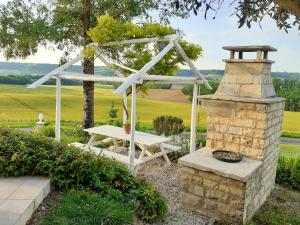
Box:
[212, 150, 243, 163]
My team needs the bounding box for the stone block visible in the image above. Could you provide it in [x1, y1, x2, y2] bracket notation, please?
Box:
[229, 126, 243, 135]
[236, 102, 255, 111]
[239, 84, 262, 98]
[256, 104, 267, 112]
[202, 99, 236, 118]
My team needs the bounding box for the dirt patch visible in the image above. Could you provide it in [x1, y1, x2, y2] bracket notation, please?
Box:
[26, 189, 63, 225]
[140, 89, 190, 103]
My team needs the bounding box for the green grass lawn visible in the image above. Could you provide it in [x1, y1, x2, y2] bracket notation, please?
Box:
[0, 84, 299, 135]
[40, 190, 134, 225]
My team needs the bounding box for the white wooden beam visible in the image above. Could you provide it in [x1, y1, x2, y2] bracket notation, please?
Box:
[129, 83, 137, 172]
[55, 78, 62, 142]
[190, 83, 199, 152]
[114, 41, 175, 94]
[97, 54, 124, 77]
[99, 34, 180, 47]
[58, 72, 199, 84]
[28, 55, 82, 89]
[173, 41, 212, 90]
[143, 75, 198, 82]
[58, 72, 137, 83]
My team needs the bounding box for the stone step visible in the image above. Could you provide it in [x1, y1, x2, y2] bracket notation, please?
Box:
[0, 176, 50, 225]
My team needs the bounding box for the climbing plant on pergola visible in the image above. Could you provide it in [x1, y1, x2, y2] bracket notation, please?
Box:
[29, 19, 211, 171]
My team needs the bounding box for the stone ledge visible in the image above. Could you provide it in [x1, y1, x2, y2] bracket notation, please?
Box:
[223, 59, 274, 64]
[200, 94, 286, 104]
[178, 148, 263, 182]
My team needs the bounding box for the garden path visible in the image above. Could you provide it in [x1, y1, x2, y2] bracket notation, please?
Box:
[0, 177, 50, 225]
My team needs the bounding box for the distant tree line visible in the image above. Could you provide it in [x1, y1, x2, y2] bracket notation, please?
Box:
[181, 79, 300, 112]
[273, 79, 300, 112]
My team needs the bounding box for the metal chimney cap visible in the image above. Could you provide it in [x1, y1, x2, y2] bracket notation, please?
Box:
[223, 45, 277, 52]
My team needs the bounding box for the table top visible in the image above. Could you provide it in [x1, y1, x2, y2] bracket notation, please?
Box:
[85, 125, 169, 146]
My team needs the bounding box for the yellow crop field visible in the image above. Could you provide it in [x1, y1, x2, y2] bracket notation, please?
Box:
[0, 84, 299, 134]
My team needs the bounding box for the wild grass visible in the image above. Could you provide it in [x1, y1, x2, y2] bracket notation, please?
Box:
[40, 190, 134, 225]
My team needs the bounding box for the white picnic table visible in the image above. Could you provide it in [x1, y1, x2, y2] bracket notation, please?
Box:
[72, 125, 180, 171]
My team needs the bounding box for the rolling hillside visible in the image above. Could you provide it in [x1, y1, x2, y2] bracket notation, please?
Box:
[1, 61, 299, 79]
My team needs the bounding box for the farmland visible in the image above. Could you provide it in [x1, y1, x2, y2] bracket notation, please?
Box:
[0, 84, 299, 135]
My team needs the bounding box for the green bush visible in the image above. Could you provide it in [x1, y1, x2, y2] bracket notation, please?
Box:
[276, 155, 300, 190]
[0, 128, 167, 223]
[41, 190, 134, 225]
[34, 125, 56, 137]
[153, 115, 184, 136]
[167, 135, 206, 162]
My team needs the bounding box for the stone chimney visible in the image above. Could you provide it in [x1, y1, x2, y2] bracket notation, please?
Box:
[178, 46, 285, 224]
[216, 46, 276, 98]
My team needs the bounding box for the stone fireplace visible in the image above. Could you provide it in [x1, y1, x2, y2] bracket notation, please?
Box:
[179, 46, 285, 224]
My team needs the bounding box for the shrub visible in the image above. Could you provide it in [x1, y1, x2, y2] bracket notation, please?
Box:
[108, 101, 118, 119]
[276, 155, 300, 190]
[153, 115, 184, 136]
[0, 128, 167, 223]
[41, 190, 134, 225]
[167, 134, 206, 162]
[34, 125, 56, 138]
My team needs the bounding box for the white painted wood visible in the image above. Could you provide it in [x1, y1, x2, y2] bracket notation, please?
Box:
[190, 83, 199, 152]
[106, 58, 138, 73]
[97, 54, 124, 77]
[129, 83, 137, 171]
[59, 73, 134, 83]
[173, 41, 212, 89]
[123, 92, 128, 124]
[143, 75, 198, 82]
[28, 55, 82, 88]
[98, 34, 180, 47]
[59, 72, 198, 84]
[55, 78, 61, 142]
[72, 142, 143, 167]
[114, 41, 175, 94]
[84, 125, 169, 146]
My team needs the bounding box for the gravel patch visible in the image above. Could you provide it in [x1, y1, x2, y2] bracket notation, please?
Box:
[137, 159, 214, 225]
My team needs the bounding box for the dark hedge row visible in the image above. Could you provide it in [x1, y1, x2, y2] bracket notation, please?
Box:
[0, 128, 167, 223]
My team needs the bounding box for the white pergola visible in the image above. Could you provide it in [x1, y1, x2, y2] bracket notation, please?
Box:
[28, 33, 211, 171]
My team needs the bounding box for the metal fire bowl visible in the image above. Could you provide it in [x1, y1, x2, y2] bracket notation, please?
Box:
[212, 150, 243, 163]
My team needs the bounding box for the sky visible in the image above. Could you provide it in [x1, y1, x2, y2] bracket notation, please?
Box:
[0, 1, 299, 72]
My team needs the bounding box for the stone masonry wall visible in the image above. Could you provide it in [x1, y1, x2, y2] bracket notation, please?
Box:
[204, 100, 285, 160]
[180, 166, 246, 224]
[216, 62, 275, 98]
[244, 149, 279, 221]
[180, 148, 279, 224]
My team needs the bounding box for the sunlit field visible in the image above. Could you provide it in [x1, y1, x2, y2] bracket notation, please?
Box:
[0, 84, 299, 134]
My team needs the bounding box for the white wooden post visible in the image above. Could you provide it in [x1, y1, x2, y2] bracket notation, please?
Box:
[129, 83, 137, 172]
[190, 83, 199, 152]
[55, 78, 61, 142]
[123, 92, 128, 124]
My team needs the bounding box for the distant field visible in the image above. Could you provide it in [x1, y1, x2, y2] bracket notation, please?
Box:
[280, 144, 300, 158]
[0, 84, 299, 134]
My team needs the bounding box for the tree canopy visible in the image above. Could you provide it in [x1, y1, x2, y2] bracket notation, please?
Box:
[85, 16, 202, 77]
[174, 0, 300, 32]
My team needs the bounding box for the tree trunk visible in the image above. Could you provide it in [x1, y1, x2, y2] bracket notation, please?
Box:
[81, 0, 94, 129]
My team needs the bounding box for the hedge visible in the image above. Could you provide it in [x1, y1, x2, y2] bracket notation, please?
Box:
[0, 128, 167, 223]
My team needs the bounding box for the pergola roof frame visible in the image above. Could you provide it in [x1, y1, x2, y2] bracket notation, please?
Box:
[27, 33, 211, 172]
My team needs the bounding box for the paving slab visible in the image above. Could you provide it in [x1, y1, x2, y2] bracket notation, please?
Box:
[0, 176, 50, 225]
